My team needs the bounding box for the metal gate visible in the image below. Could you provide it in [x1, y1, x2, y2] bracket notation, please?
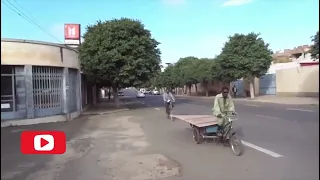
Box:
[259, 74, 276, 95]
[68, 68, 78, 113]
[233, 79, 244, 97]
[81, 74, 87, 108]
[1, 65, 27, 120]
[32, 66, 63, 118]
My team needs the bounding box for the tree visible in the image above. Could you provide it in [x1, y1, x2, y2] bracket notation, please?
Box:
[175, 57, 199, 95]
[160, 65, 180, 90]
[217, 32, 273, 99]
[79, 18, 161, 107]
[193, 58, 214, 96]
[211, 59, 223, 82]
[309, 31, 319, 60]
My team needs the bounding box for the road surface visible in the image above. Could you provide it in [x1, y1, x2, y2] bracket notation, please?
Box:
[1, 89, 319, 180]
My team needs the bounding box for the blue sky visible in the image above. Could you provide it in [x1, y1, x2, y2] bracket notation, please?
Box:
[1, 0, 319, 65]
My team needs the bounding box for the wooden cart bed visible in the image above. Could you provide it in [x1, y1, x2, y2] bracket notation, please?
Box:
[171, 115, 219, 127]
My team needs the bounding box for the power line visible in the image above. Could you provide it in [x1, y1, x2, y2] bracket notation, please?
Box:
[1, 0, 63, 43]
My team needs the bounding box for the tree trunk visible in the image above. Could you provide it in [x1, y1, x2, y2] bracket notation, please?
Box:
[194, 84, 198, 94]
[112, 85, 120, 108]
[187, 84, 192, 95]
[96, 86, 100, 103]
[249, 80, 255, 99]
[203, 82, 209, 97]
[108, 89, 111, 100]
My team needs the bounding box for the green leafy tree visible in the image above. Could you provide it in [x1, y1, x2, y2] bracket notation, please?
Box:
[79, 18, 161, 107]
[211, 59, 223, 82]
[193, 58, 214, 96]
[175, 57, 199, 95]
[161, 65, 180, 90]
[217, 32, 273, 99]
[309, 31, 319, 60]
[153, 75, 164, 89]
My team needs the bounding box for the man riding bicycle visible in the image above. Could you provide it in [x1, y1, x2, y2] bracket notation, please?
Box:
[212, 86, 236, 137]
[163, 88, 175, 119]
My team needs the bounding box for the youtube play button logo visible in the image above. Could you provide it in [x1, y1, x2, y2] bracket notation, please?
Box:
[21, 131, 66, 154]
[34, 135, 54, 151]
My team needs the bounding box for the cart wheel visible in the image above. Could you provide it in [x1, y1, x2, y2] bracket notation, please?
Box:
[192, 127, 203, 144]
[229, 135, 244, 156]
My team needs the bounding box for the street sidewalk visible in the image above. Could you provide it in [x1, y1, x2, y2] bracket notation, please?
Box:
[176, 94, 319, 105]
[82, 98, 130, 115]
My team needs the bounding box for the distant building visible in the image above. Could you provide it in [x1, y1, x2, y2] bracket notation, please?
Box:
[273, 45, 318, 63]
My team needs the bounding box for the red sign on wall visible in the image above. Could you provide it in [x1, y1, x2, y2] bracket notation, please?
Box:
[64, 24, 80, 40]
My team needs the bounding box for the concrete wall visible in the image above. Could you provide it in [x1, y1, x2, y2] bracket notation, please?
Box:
[190, 80, 227, 96]
[1, 38, 79, 69]
[184, 62, 319, 97]
[276, 65, 319, 97]
[175, 80, 228, 96]
[242, 78, 260, 96]
[268, 62, 300, 74]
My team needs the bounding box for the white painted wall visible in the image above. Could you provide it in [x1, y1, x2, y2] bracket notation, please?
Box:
[267, 62, 300, 74]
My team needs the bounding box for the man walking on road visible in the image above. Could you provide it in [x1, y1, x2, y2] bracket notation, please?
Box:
[163, 88, 175, 119]
[232, 85, 237, 98]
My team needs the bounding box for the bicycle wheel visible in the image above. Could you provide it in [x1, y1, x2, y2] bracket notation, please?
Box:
[229, 135, 243, 156]
[192, 127, 204, 144]
[169, 104, 174, 121]
[170, 113, 174, 121]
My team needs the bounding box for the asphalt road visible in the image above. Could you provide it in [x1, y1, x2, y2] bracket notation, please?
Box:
[129, 89, 319, 180]
[1, 89, 319, 180]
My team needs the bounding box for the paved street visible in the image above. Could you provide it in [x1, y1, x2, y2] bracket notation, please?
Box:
[1, 89, 319, 180]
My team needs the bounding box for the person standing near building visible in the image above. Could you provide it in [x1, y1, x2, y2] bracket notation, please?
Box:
[232, 85, 237, 98]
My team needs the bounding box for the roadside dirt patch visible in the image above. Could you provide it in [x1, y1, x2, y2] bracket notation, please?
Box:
[100, 153, 180, 180]
[92, 115, 181, 180]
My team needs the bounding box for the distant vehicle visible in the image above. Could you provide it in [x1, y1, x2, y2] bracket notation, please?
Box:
[144, 89, 151, 94]
[152, 90, 160, 95]
[140, 88, 146, 94]
[136, 91, 146, 98]
[118, 91, 124, 96]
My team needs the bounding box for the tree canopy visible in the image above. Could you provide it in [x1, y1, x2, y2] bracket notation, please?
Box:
[153, 33, 273, 98]
[79, 18, 161, 107]
[175, 57, 199, 91]
[217, 33, 273, 80]
[215, 33, 273, 98]
[151, 58, 218, 96]
[80, 18, 161, 87]
[309, 31, 319, 60]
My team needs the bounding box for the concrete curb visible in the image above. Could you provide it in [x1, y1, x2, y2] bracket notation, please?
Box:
[1, 111, 81, 128]
[176, 95, 319, 106]
[1, 107, 130, 128]
[82, 108, 130, 116]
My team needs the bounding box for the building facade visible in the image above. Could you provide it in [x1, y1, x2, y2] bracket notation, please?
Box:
[1, 38, 83, 127]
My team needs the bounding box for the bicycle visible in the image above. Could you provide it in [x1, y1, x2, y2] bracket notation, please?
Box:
[166, 100, 174, 121]
[219, 111, 243, 156]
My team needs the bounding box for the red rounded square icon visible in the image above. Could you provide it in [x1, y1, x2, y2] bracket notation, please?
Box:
[20, 131, 66, 154]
